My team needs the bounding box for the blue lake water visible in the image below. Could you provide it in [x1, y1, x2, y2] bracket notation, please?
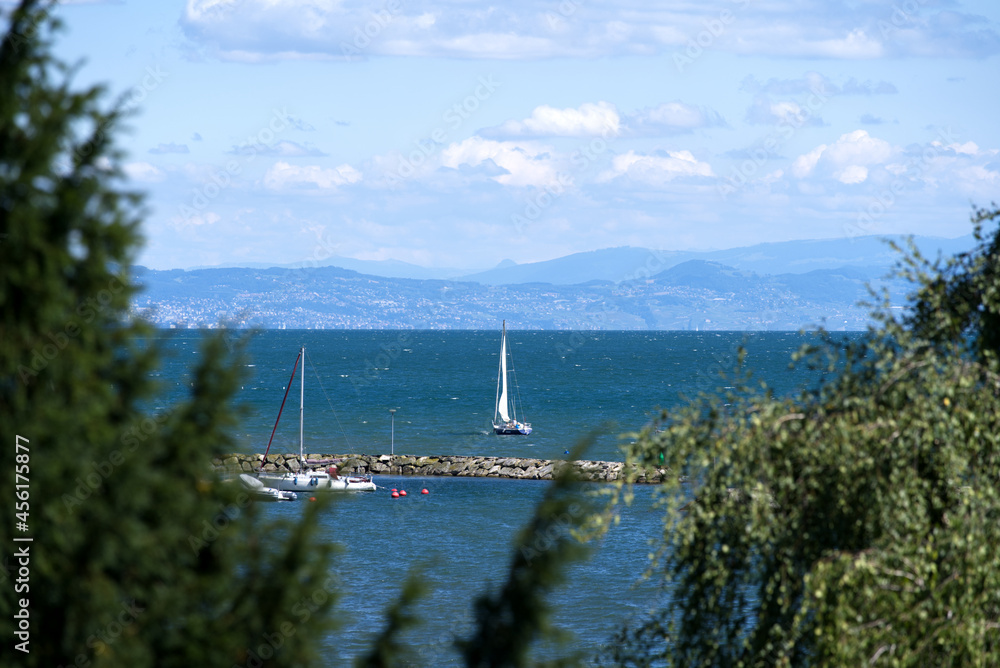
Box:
[151, 329, 851, 664]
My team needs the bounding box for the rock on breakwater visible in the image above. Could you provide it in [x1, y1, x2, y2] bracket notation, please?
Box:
[213, 453, 667, 484]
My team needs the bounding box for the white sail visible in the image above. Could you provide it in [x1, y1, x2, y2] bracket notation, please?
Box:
[497, 324, 510, 423]
[491, 320, 532, 435]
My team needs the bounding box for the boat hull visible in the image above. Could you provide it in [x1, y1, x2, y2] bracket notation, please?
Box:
[258, 470, 376, 492]
[493, 422, 532, 435]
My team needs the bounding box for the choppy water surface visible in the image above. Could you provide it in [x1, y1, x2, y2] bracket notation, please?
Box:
[152, 329, 850, 663]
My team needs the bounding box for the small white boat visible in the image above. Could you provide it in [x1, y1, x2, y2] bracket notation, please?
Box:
[261, 466, 377, 493]
[239, 473, 298, 501]
[256, 347, 377, 493]
[492, 320, 532, 436]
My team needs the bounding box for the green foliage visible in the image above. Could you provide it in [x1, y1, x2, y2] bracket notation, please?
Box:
[0, 2, 336, 665]
[612, 205, 1000, 666]
[895, 204, 1000, 361]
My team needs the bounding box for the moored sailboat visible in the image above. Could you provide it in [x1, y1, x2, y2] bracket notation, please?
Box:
[257, 347, 376, 492]
[493, 321, 532, 435]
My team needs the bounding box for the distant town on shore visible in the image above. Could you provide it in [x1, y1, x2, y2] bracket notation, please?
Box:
[133, 235, 971, 331]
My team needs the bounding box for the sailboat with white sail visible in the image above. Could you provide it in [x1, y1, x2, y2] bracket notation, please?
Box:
[492, 321, 532, 435]
[257, 347, 376, 492]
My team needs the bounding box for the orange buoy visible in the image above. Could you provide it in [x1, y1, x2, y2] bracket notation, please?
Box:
[421, 489, 429, 494]
[400, 490, 407, 497]
[309, 497, 317, 502]
[391, 491, 399, 498]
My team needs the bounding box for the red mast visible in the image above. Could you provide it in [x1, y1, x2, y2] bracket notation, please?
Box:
[258, 349, 302, 472]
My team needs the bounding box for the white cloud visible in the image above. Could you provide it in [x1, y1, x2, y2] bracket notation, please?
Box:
[825, 130, 894, 184]
[440, 137, 563, 187]
[180, 1, 1000, 60]
[123, 161, 166, 183]
[486, 100, 725, 139]
[148, 142, 190, 155]
[837, 165, 869, 185]
[742, 73, 896, 97]
[945, 141, 981, 156]
[957, 165, 1000, 185]
[489, 102, 620, 138]
[746, 96, 825, 127]
[626, 102, 726, 135]
[791, 145, 827, 179]
[633, 102, 705, 129]
[599, 149, 714, 186]
[791, 130, 894, 184]
[263, 161, 362, 190]
[175, 211, 221, 228]
[230, 140, 327, 157]
[807, 28, 884, 59]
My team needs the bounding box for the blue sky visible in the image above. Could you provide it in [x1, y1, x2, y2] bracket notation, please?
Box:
[39, 0, 1000, 270]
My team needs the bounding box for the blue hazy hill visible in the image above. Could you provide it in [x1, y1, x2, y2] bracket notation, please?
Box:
[458, 235, 973, 286]
[652, 260, 754, 294]
[460, 247, 683, 285]
[132, 234, 967, 330]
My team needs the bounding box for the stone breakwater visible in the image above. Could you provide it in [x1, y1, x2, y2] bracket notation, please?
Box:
[213, 453, 667, 484]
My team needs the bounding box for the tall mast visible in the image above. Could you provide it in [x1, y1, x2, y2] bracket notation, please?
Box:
[299, 346, 305, 461]
[260, 349, 300, 471]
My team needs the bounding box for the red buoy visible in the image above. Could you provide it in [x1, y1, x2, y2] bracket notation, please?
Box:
[421, 488, 429, 495]
[391, 491, 399, 498]
[391, 488, 397, 492]
[400, 490, 407, 497]
[309, 497, 317, 502]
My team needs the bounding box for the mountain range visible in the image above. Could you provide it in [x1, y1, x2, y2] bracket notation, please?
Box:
[133, 234, 973, 331]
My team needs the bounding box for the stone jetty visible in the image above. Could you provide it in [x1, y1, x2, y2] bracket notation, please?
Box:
[213, 453, 667, 484]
